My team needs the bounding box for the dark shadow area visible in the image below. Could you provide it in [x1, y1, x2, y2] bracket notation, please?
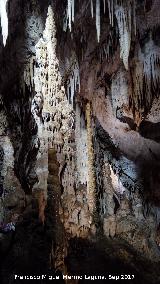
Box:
[96, 120, 122, 159]
[65, 237, 160, 284]
[118, 116, 137, 131]
[139, 120, 160, 143]
[0, 148, 65, 284]
[0, 206, 52, 283]
[139, 163, 160, 207]
[1, 226, 160, 284]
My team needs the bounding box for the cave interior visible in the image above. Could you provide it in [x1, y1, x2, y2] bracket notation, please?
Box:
[0, 0, 160, 283]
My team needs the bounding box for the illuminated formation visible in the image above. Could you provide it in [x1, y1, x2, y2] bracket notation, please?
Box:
[22, 6, 96, 240]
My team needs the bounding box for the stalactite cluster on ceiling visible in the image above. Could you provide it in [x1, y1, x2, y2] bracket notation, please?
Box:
[62, 0, 160, 122]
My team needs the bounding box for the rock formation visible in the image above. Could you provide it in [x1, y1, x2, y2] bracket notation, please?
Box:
[0, 0, 160, 283]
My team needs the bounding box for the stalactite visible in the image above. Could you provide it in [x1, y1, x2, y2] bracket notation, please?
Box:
[107, 0, 114, 26]
[100, 31, 115, 62]
[66, 56, 80, 106]
[63, 8, 68, 32]
[65, 0, 136, 59]
[91, 0, 94, 18]
[71, 0, 75, 22]
[115, 3, 131, 70]
[0, 0, 8, 46]
[105, 0, 136, 69]
[96, 0, 100, 42]
[131, 37, 160, 118]
[103, 0, 106, 14]
[67, 0, 72, 31]
[67, 0, 75, 31]
[107, 0, 111, 24]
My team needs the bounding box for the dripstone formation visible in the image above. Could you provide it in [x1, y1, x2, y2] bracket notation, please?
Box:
[0, 1, 160, 283]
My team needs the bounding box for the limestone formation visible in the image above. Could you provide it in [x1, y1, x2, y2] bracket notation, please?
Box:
[0, 1, 160, 283]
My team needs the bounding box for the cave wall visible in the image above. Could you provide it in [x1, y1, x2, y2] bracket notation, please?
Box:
[53, 0, 160, 259]
[0, 1, 160, 280]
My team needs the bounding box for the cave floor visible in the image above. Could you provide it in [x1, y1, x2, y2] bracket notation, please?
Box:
[1, 222, 160, 284]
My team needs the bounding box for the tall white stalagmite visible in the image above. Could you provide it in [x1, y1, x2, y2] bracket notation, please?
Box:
[96, 0, 100, 42]
[0, 0, 8, 46]
[22, 4, 95, 243]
